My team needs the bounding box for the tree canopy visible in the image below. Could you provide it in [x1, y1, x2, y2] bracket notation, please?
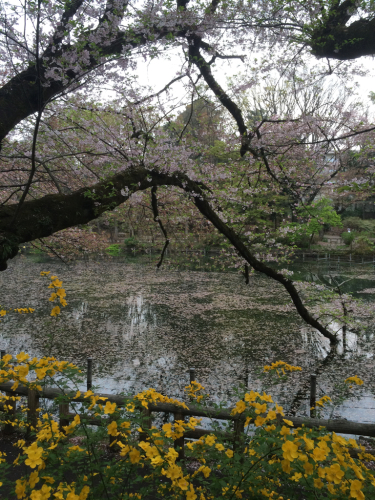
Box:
[1, 0, 375, 343]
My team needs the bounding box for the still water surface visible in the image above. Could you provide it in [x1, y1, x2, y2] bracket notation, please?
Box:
[1, 255, 375, 423]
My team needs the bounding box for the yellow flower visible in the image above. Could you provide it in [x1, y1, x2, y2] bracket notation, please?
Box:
[352, 464, 364, 480]
[350, 480, 365, 500]
[65, 492, 79, 500]
[225, 449, 234, 458]
[162, 422, 173, 438]
[290, 472, 302, 482]
[41, 476, 55, 484]
[281, 459, 291, 474]
[345, 376, 364, 386]
[0, 309, 6, 317]
[107, 421, 118, 436]
[14, 364, 29, 379]
[68, 445, 85, 452]
[30, 484, 51, 500]
[60, 298, 68, 307]
[15, 478, 27, 499]
[199, 465, 211, 478]
[16, 352, 29, 363]
[56, 288, 66, 298]
[40, 271, 51, 276]
[302, 435, 314, 450]
[280, 426, 290, 436]
[283, 419, 294, 427]
[186, 485, 197, 500]
[120, 445, 131, 457]
[2, 353, 12, 364]
[150, 455, 164, 466]
[129, 448, 141, 464]
[265, 424, 276, 432]
[165, 448, 179, 464]
[303, 462, 314, 475]
[215, 443, 225, 451]
[312, 446, 328, 462]
[205, 435, 216, 446]
[24, 442, 44, 468]
[281, 440, 299, 462]
[29, 470, 39, 488]
[232, 400, 246, 414]
[49, 293, 57, 302]
[314, 478, 324, 489]
[35, 367, 48, 380]
[267, 410, 277, 420]
[78, 486, 90, 500]
[50, 306, 60, 317]
[177, 477, 189, 490]
[244, 390, 260, 402]
[325, 463, 344, 484]
[260, 392, 273, 402]
[104, 401, 117, 414]
[254, 416, 266, 427]
[163, 464, 183, 480]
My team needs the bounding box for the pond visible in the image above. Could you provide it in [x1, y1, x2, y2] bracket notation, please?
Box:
[1, 254, 375, 424]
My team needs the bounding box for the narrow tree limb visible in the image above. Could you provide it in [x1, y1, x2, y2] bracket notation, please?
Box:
[188, 40, 247, 138]
[244, 264, 250, 284]
[151, 186, 170, 268]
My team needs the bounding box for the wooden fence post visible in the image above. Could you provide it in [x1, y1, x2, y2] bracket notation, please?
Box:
[310, 374, 317, 418]
[174, 411, 185, 460]
[233, 418, 245, 454]
[139, 408, 152, 442]
[27, 384, 40, 437]
[59, 401, 70, 431]
[87, 358, 93, 391]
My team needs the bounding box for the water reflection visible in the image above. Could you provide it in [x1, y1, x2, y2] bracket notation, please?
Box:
[1, 256, 375, 424]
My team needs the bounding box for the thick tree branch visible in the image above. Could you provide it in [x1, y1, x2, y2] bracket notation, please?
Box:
[0, 22, 189, 144]
[309, 12, 375, 60]
[0, 167, 337, 344]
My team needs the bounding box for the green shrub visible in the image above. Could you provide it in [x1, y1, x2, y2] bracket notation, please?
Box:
[341, 231, 356, 246]
[105, 243, 122, 256]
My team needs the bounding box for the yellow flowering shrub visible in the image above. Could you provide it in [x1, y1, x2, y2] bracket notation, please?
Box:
[0, 271, 66, 321]
[1, 273, 374, 499]
[1, 354, 373, 500]
[185, 381, 209, 403]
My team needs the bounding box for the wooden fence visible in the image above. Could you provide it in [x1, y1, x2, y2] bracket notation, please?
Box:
[1, 360, 375, 459]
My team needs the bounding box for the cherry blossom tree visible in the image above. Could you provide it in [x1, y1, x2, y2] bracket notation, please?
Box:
[1, 0, 375, 344]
